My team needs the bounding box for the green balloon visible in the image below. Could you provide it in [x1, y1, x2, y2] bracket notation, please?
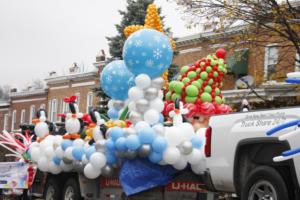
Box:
[206, 55, 213, 60]
[187, 71, 197, 79]
[210, 60, 217, 66]
[204, 86, 212, 93]
[186, 85, 199, 97]
[174, 81, 184, 94]
[213, 71, 219, 78]
[222, 97, 226, 104]
[208, 79, 214, 85]
[215, 96, 222, 105]
[171, 93, 181, 102]
[200, 71, 208, 80]
[166, 91, 172, 101]
[169, 81, 176, 92]
[218, 66, 224, 71]
[215, 88, 221, 95]
[197, 79, 203, 85]
[201, 92, 212, 102]
[196, 68, 201, 73]
[192, 81, 201, 89]
[218, 59, 224, 65]
[185, 96, 197, 103]
[206, 66, 212, 73]
[180, 66, 189, 74]
[220, 82, 224, 87]
[182, 77, 190, 84]
[224, 64, 227, 69]
[223, 68, 227, 74]
[200, 62, 205, 67]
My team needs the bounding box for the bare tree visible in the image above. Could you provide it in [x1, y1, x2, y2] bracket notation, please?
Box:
[32, 79, 45, 89]
[0, 85, 11, 100]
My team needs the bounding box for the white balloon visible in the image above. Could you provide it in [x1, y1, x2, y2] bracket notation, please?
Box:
[65, 147, 74, 160]
[179, 123, 195, 141]
[34, 122, 49, 138]
[82, 155, 89, 164]
[60, 161, 73, 172]
[191, 163, 206, 174]
[108, 99, 114, 109]
[164, 126, 185, 146]
[128, 101, 136, 111]
[37, 156, 48, 172]
[163, 147, 181, 165]
[30, 147, 41, 162]
[55, 147, 64, 158]
[65, 118, 80, 134]
[173, 157, 188, 170]
[73, 139, 84, 147]
[152, 124, 165, 136]
[90, 152, 107, 169]
[158, 90, 164, 100]
[49, 162, 62, 174]
[187, 149, 204, 165]
[54, 135, 63, 146]
[45, 146, 55, 158]
[40, 139, 53, 153]
[144, 109, 160, 125]
[93, 127, 103, 141]
[30, 142, 39, 148]
[135, 74, 151, 89]
[128, 87, 144, 101]
[135, 121, 151, 131]
[84, 163, 101, 179]
[150, 98, 164, 112]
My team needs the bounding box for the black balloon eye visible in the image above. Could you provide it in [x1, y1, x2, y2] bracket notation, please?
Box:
[193, 116, 200, 120]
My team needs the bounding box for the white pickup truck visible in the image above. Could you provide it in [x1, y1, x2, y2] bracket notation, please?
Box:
[202, 106, 300, 200]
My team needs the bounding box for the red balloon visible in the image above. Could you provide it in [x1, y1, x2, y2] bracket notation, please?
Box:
[216, 48, 226, 58]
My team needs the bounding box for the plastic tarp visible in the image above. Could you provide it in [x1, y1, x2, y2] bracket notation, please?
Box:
[119, 158, 178, 196]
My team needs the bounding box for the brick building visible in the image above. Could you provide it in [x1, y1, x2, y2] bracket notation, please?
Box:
[0, 100, 10, 132]
[45, 66, 99, 122]
[8, 89, 47, 131]
[174, 26, 300, 107]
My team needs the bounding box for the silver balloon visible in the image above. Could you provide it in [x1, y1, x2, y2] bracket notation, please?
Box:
[138, 144, 152, 158]
[73, 161, 84, 172]
[95, 140, 106, 152]
[129, 111, 143, 124]
[151, 77, 164, 89]
[144, 87, 158, 101]
[62, 157, 73, 164]
[179, 141, 193, 155]
[101, 165, 114, 177]
[135, 99, 150, 113]
[113, 100, 125, 110]
[125, 150, 137, 160]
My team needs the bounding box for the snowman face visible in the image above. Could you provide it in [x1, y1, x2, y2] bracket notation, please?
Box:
[65, 118, 81, 133]
[34, 122, 49, 138]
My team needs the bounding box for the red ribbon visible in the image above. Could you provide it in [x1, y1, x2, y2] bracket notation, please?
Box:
[64, 95, 77, 103]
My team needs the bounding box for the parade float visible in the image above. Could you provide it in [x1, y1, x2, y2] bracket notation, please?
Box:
[0, 4, 232, 197]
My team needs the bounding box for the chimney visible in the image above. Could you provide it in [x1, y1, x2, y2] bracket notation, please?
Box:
[10, 88, 17, 93]
[69, 62, 80, 73]
[96, 49, 106, 62]
[49, 71, 57, 77]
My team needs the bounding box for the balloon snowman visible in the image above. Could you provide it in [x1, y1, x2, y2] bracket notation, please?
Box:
[33, 109, 50, 142]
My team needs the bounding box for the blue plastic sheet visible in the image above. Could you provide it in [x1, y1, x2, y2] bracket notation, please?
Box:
[119, 158, 178, 196]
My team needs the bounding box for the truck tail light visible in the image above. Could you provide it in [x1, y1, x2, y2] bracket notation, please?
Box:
[205, 126, 212, 157]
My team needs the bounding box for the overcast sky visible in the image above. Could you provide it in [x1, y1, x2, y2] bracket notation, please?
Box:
[0, 0, 199, 89]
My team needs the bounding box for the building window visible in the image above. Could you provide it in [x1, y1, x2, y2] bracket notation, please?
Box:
[264, 44, 278, 80]
[40, 104, 46, 110]
[86, 92, 93, 112]
[62, 101, 69, 113]
[11, 110, 16, 131]
[51, 99, 57, 122]
[75, 92, 80, 106]
[29, 105, 36, 123]
[4, 114, 8, 130]
[20, 109, 26, 124]
[296, 51, 300, 71]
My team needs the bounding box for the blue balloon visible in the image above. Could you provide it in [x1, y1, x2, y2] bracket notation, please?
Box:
[72, 147, 84, 161]
[85, 146, 96, 160]
[152, 136, 167, 153]
[100, 60, 135, 100]
[105, 139, 115, 151]
[106, 152, 117, 165]
[148, 151, 163, 163]
[123, 29, 173, 78]
[115, 137, 127, 151]
[191, 136, 202, 149]
[159, 113, 164, 124]
[138, 127, 156, 144]
[108, 107, 119, 120]
[126, 135, 141, 150]
[52, 156, 61, 166]
[61, 140, 73, 151]
[109, 127, 124, 141]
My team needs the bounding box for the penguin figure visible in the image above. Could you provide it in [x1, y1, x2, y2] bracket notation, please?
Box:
[169, 99, 189, 126]
[63, 96, 83, 140]
[88, 109, 107, 145]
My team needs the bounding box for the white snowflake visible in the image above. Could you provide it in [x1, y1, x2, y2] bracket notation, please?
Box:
[134, 40, 143, 47]
[154, 35, 161, 43]
[153, 48, 162, 59]
[162, 43, 167, 49]
[145, 59, 154, 67]
[128, 60, 134, 66]
[106, 76, 112, 83]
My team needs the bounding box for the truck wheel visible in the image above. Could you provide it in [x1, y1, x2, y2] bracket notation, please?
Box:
[241, 166, 289, 200]
[44, 178, 62, 200]
[62, 178, 82, 200]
